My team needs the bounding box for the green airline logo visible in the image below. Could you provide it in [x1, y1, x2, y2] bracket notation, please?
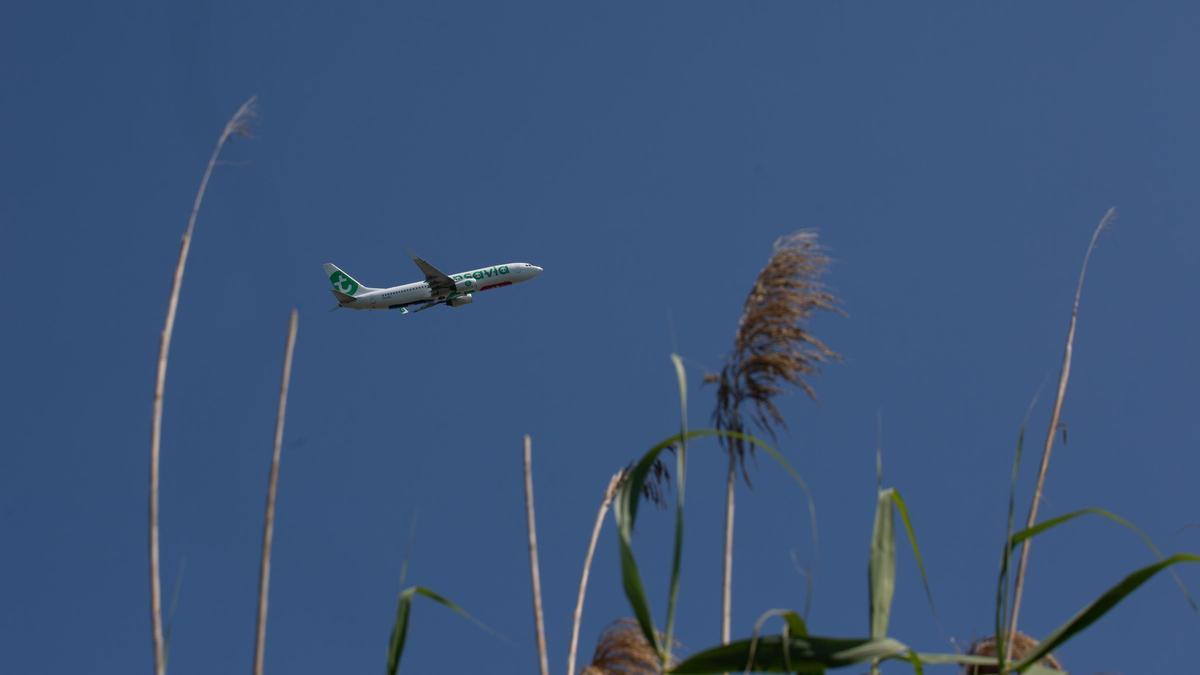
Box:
[451, 265, 509, 282]
[330, 271, 359, 295]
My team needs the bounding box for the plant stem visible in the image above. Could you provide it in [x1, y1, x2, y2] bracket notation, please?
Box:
[149, 95, 256, 675]
[567, 472, 622, 675]
[524, 435, 550, 675]
[1005, 208, 1116, 664]
[721, 453, 736, 645]
[253, 310, 298, 675]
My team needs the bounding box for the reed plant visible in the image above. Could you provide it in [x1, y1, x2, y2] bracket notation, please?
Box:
[143, 123, 1196, 674]
[711, 231, 841, 645]
[147, 96, 255, 675]
[596, 213, 1197, 674]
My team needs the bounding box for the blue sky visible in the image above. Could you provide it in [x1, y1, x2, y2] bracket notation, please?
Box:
[3, 2, 1199, 673]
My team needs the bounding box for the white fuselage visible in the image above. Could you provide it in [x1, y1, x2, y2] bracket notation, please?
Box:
[345, 261, 542, 310]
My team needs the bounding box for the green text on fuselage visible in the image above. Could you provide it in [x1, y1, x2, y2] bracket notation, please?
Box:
[451, 265, 510, 282]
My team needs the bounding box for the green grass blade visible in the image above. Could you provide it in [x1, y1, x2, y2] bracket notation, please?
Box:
[900, 652, 1066, 674]
[615, 428, 817, 663]
[869, 488, 896, 640]
[671, 354, 688, 434]
[386, 589, 414, 675]
[866, 489, 935, 673]
[665, 354, 689, 660]
[386, 586, 490, 675]
[746, 609, 815, 675]
[1009, 507, 1198, 612]
[1014, 553, 1200, 672]
[1014, 507, 1155, 549]
[889, 489, 938, 620]
[901, 650, 924, 675]
[614, 436, 678, 657]
[995, 414, 1032, 671]
[669, 635, 907, 673]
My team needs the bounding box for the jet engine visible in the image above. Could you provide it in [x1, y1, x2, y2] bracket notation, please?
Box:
[448, 293, 474, 308]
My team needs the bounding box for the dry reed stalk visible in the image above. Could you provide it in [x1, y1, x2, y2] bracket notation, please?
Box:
[720, 454, 736, 646]
[253, 309, 298, 675]
[1004, 208, 1116, 663]
[524, 434, 550, 675]
[580, 619, 663, 675]
[712, 231, 840, 643]
[148, 95, 256, 675]
[568, 472, 624, 675]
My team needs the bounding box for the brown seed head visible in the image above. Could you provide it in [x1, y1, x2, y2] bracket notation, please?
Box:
[581, 618, 675, 674]
[713, 230, 841, 480]
[962, 632, 1062, 674]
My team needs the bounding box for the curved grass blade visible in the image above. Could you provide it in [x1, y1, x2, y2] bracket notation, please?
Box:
[1014, 553, 1200, 672]
[900, 650, 924, 675]
[889, 490, 937, 620]
[745, 609, 813, 675]
[670, 635, 907, 673]
[386, 586, 491, 675]
[897, 652, 1065, 675]
[614, 439, 674, 658]
[868, 488, 937, 674]
[1009, 507, 1197, 611]
[615, 429, 816, 663]
[994, 397, 1039, 671]
[995, 427, 1025, 669]
[665, 354, 689, 659]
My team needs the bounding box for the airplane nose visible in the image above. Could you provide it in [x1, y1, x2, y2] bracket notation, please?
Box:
[531, 265, 543, 275]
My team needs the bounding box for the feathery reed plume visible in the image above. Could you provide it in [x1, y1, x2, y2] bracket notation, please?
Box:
[253, 309, 298, 675]
[523, 435, 550, 675]
[148, 95, 256, 675]
[569, 471, 625, 675]
[637, 459, 671, 508]
[964, 632, 1062, 674]
[712, 230, 840, 643]
[1005, 208, 1116, 663]
[581, 619, 666, 675]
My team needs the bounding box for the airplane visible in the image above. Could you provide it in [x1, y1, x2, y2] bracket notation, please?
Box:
[323, 256, 543, 314]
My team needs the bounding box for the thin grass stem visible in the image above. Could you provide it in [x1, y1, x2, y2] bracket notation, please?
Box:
[567, 472, 623, 675]
[253, 309, 298, 675]
[524, 435, 550, 675]
[148, 95, 256, 675]
[1005, 207, 1116, 663]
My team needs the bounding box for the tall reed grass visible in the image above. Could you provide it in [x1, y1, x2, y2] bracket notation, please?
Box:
[253, 310, 299, 675]
[711, 230, 840, 645]
[1004, 208, 1113, 659]
[147, 96, 255, 675]
[143, 127, 1195, 675]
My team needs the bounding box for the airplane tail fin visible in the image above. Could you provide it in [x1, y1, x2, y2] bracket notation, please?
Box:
[323, 263, 372, 302]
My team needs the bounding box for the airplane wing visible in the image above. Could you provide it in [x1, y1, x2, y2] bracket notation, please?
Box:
[411, 255, 456, 295]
